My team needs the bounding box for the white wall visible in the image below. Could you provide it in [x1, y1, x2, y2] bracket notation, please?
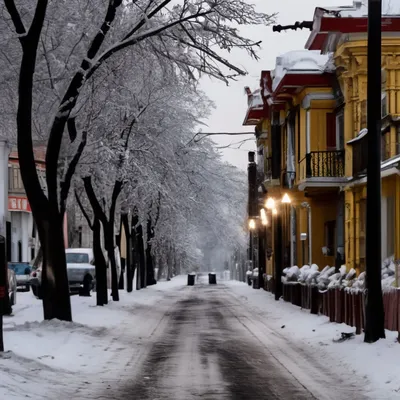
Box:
[11, 211, 33, 262]
[0, 141, 10, 237]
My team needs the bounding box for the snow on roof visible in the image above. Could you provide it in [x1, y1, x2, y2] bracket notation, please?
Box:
[247, 88, 263, 109]
[347, 128, 367, 144]
[320, 0, 400, 18]
[271, 50, 330, 92]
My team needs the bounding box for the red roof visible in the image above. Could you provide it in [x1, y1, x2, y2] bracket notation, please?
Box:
[306, 16, 400, 52]
[273, 72, 333, 96]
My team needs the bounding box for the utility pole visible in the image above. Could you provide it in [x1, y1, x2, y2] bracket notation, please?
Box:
[365, 0, 385, 343]
[274, 214, 283, 301]
[258, 224, 266, 289]
[247, 151, 258, 275]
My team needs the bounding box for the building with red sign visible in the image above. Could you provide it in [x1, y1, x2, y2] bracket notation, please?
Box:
[6, 146, 46, 262]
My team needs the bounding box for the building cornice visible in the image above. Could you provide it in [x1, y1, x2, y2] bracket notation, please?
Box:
[301, 92, 335, 109]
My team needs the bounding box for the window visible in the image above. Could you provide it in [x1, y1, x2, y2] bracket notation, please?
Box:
[324, 221, 336, 256]
[12, 166, 23, 190]
[66, 253, 89, 264]
[8, 166, 12, 190]
[326, 113, 336, 150]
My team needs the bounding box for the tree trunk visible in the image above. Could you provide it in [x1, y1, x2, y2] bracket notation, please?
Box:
[146, 217, 156, 286]
[104, 226, 119, 301]
[8, 2, 72, 322]
[83, 177, 121, 301]
[166, 246, 172, 281]
[137, 224, 146, 289]
[93, 218, 108, 306]
[131, 216, 141, 290]
[122, 214, 133, 292]
[38, 216, 72, 321]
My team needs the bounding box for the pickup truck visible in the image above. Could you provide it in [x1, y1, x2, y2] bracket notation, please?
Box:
[66, 248, 96, 293]
[30, 248, 96, 298]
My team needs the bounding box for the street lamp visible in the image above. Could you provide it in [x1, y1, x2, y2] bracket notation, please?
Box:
[248, 219, 256, 230]
[266, 193, 291, 301]
[260, 208, 268, 226]
[265, 197, 275, 210]
[282, 193, 291, 204]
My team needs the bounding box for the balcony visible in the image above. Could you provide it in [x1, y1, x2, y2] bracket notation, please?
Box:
[300, 150, 345, 178]
[352, 129, 392, 177]
[297, 151, 346, 190]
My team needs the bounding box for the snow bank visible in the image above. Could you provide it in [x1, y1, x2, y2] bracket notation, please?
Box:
[226, 280, 400, 399]
[0, 276, 187, 398]
[281, 256, 398, 293]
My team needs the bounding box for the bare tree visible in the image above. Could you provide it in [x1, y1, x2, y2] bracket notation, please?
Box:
[3, 0, 274, 320]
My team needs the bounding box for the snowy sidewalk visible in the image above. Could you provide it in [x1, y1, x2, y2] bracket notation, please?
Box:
[226, 280, 400, 399]
[0, 276, 188, 399]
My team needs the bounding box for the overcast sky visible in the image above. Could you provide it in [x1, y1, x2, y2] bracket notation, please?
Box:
[201, 0, 351, 171]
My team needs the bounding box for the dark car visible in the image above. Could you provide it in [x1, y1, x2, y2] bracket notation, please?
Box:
[8, 262, 32, 291]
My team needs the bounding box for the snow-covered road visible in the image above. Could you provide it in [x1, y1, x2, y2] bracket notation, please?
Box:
[112, 278, 365, 399]
[0, 276, 373, 399]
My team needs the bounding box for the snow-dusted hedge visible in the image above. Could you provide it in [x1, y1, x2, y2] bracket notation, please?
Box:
[281, 255, 397, 293]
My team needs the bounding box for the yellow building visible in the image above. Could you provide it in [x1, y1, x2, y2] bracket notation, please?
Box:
[244, 1, 400, 276]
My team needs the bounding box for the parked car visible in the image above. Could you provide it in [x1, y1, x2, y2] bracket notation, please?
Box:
[8, 262, 32, 291]
[30, 265, 42, 299]
[66, 248, 96, 293]
[30, 248, 96, 298]
[8, 267, 17, 306]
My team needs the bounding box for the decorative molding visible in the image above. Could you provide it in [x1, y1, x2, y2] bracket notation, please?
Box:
[301, 92, 335, 109]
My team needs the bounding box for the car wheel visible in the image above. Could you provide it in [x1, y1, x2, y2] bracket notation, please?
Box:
[80, 275, 92, 297]
[32, 285, 43, 300]
[25, 285, 30, 292]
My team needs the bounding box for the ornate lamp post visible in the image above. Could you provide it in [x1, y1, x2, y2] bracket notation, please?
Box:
[266, 193, 291, 300]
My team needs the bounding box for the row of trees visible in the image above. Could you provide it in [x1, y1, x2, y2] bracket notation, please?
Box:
[0, 0, 275, 322]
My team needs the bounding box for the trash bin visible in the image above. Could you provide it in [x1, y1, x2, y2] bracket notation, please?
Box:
[187, 274, 195, 286]
[208, 273, 217, 284]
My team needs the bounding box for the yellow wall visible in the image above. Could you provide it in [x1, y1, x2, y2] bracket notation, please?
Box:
[262, 37, 400, 275]
[345, 175, 400, 273]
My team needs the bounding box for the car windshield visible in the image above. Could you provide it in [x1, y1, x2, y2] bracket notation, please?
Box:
[8, 263, 31, 275]
[66, 253, 89, 264]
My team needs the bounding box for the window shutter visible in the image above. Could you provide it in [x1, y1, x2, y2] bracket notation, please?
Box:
[326, 112, 336, 150]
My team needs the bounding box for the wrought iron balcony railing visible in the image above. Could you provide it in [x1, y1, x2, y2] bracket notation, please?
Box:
[300, 150, 345, 178]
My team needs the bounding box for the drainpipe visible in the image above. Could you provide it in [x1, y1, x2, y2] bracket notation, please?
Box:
[301, 202, 312, 265]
